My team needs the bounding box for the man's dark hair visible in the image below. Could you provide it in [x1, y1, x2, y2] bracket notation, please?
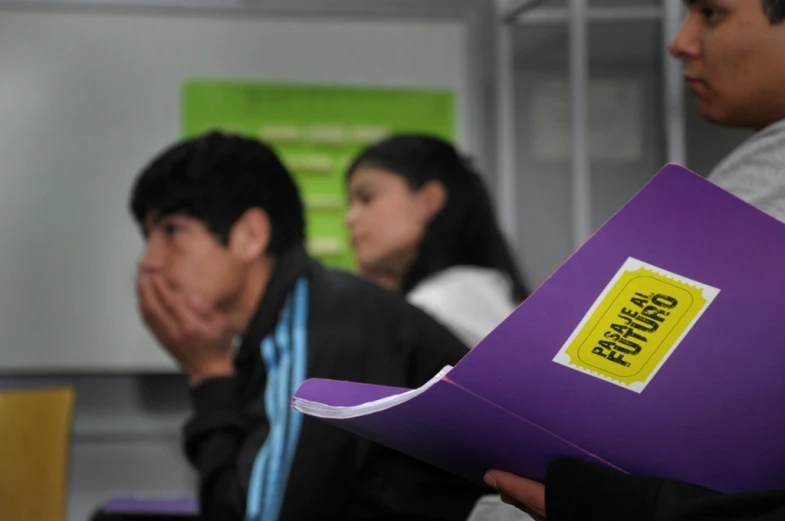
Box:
[763, 0, 785, 23]
[130, 131, 305, 256]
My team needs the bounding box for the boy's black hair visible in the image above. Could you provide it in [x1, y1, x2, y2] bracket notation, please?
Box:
[130, 131, 305, 255]
[763, 0, 785, 23]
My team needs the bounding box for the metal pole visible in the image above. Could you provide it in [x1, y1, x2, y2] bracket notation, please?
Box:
[496, 9, 519, 245]
[663, 0, 686, 165]
[569, 0, 591, 248]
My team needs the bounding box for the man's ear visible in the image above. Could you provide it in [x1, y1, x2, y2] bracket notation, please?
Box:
[228, 208, 271, 262]
[418, 180, 447, 221]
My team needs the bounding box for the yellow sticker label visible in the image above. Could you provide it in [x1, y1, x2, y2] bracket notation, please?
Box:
[553, 258, 719, 393]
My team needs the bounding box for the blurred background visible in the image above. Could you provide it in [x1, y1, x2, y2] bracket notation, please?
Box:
[0, 1, 753, 519]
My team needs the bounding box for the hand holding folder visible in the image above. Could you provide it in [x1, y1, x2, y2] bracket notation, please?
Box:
[293, 164, 785, 494]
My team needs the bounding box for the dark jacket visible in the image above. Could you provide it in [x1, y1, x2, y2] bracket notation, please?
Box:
[547, 459, 785, 521]
[183, 245, 488, 521]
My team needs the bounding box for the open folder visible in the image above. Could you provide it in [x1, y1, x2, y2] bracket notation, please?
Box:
[292, 164, 785, 494]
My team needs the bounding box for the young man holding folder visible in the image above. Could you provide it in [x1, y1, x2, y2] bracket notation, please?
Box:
[482, 0, 785, 519]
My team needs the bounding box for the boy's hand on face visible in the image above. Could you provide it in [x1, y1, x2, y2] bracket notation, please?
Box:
[137, 271, 235, 386]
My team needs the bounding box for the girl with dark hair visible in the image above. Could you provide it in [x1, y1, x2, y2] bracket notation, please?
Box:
[345, 134, 528, 348]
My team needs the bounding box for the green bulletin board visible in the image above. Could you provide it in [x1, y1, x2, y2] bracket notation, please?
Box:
[181, 80, 456, 271]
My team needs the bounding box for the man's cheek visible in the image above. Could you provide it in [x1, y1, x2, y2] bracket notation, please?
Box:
[161, 273, 187, 295]
[172, 271, 209, 300]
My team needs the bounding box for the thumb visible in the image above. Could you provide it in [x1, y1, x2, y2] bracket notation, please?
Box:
[484, 470, 546, 516]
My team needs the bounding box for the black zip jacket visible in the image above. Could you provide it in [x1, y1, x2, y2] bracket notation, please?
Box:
[547, 459, 785, 521]
[183, 245, 489, 521]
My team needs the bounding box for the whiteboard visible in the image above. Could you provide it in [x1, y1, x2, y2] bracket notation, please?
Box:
[0, 8, 467, 371]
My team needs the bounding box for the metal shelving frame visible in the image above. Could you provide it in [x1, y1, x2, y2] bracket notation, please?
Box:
[496, 0, 686, 248]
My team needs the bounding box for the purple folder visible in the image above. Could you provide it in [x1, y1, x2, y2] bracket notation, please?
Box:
[102, 498, 198, 516]
[292, 164, 785, 494]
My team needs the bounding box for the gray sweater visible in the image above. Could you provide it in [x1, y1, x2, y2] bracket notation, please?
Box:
[707, 119, 785, 223]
